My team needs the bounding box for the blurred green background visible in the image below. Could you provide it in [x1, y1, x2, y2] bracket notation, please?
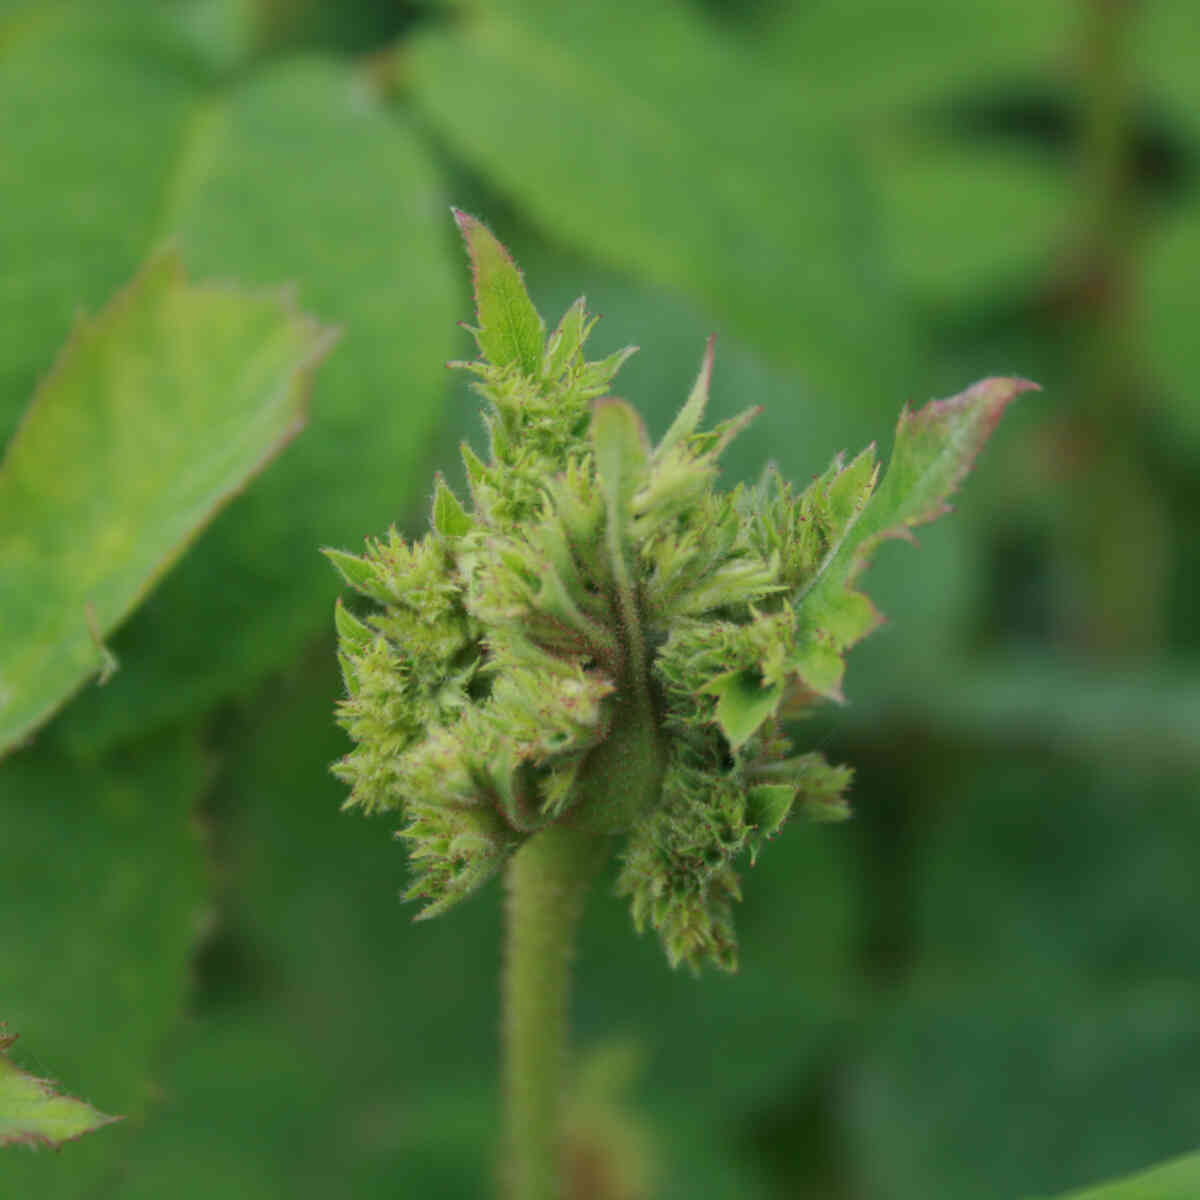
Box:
[3, 0, 1199, 1196]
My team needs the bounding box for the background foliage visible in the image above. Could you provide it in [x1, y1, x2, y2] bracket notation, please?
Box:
[2, 0, 1198, 1196]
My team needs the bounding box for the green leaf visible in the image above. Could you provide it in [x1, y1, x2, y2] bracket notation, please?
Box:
[867, 377, 1036, 537]
[0, 249, 333, 757]
[453, 208, 545, 377]
[1144, 206, 1200, 457]
[0, 1032, 121, 1149]
[702, 669, 784, 752]
[111, 648, 505, 1199]
[407, 0, 922, 411]
[0, 6, 206, 442]
[1035, 1150, 1200, 1199]
[791, 377, 1032, 698]
[0, 727, 208, 1195]
[53, 57, 457, 752]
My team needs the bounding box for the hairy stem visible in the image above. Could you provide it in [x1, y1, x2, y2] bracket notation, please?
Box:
[502, 824, 606, 1200]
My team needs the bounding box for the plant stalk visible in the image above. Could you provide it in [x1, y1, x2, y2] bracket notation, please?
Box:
[502, 824, 606, 1200]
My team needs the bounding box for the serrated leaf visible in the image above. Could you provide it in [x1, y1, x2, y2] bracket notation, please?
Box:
[0, 1033, 121, 1149]
[791, 377, 1031, 698]
[51, 58, 457, 753]
[453, 208, 545, 376]
[702, 669, 784, 751]
[867, 378, 1035, 538]
[0, 249, 333, 757]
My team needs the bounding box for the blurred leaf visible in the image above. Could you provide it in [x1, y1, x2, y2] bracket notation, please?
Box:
[848, 979, 1200, 1200]
[1036, 1149, 1200, 1199]
[0, 1032, 120, 1149]
[0, 4, 207, 438]
[55, 57, 457, 752]
[104, 639, 846, 1196]
[0, 250, 332, 757]
[0, 728, 208, 1196]
[833, 654, 1200, 771]
[407, 0, 921, 408]
[757, 0, 1071, 117]
[845, 757, 1200, 1200]
[1145, 0, 1200, 146]
[111, 644, 503, 1198]
[872, 137, 1070, 311]
[1144, 206, 1200, 458]
[574, 820, 859, 1119]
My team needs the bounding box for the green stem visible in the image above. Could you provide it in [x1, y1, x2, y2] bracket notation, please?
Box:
[502, 825, 606, 1200]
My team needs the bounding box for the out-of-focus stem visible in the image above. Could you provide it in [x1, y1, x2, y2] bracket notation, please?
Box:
[502, 825, 606, 1200]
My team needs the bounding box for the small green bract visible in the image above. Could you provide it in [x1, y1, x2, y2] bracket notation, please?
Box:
[329, 211, 1030, 971]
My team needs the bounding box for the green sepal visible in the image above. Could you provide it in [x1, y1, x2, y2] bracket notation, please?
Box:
[333, 595, 373, 654]
[701, 668, 784, 751]
[543, 296, 595, 381]
[654, 335, 714, 463]
[592, 398, 649, 556]
[323, 547, 381, 597]
[432, 474, 473, 538]
[745, 784, 796, 864]
[577, 345, 639, 394]
[460, 441, 489, 506]
[453, 208, 545, 377]
[750, 752, 854, 823]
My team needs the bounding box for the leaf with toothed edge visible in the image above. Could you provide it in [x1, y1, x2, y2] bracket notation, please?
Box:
[0, 248, 335, 758]
[453, 208, 545, 377]
[0, 1031, 121, 1149]
[789, 376, 1035, 700]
